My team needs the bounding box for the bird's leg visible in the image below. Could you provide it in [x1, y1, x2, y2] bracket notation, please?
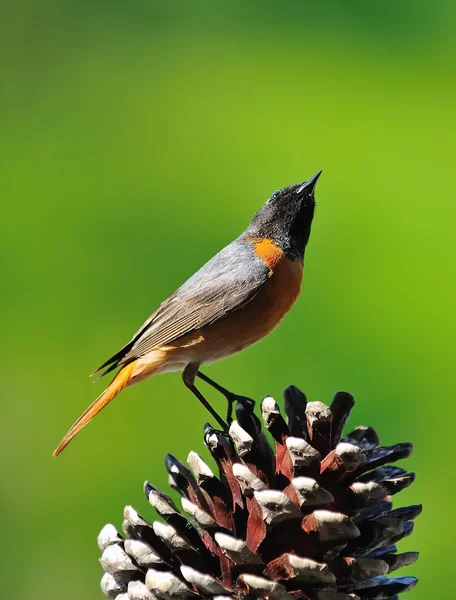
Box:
[196, 371, 255, 425]
[182, 364, 229, 431]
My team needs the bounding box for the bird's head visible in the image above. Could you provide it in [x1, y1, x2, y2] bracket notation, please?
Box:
[245, 171, 321, 259]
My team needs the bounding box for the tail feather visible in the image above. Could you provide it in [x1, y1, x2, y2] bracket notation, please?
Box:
[89, 341, 135, 378]
[91, 359, 126, 383]
[53, 360, 138, 458]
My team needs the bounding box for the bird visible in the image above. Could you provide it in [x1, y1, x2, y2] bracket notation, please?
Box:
[53, 171, 320, 457]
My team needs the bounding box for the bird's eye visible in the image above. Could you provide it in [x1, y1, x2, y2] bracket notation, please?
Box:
[267, 190, 280, 203]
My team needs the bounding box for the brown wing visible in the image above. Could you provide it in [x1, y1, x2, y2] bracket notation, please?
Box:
[93, 240, 270, 376]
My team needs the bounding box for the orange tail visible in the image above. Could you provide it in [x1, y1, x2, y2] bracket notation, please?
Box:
[53, 360, 138, 458]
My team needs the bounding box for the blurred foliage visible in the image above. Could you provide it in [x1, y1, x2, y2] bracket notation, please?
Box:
[0, 2, 454, 599]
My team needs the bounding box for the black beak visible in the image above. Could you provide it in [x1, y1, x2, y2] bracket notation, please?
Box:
[296, 170, 322, 195]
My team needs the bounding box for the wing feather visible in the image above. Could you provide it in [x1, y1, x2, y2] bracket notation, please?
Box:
[93, 240, 269, 373]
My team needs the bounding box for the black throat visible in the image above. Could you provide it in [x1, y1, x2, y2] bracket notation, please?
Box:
[244, 202, 314, 261]
[240, 174, 319, 262]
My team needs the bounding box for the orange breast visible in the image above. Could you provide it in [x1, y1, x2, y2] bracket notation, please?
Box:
[251, 237, 285, 270]
[168, 253, 304, 366]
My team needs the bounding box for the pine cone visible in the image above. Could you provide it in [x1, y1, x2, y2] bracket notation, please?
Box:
[98, 387, 420, 600]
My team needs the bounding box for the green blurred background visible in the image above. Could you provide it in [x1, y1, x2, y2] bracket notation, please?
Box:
[1, 1, 454, 598]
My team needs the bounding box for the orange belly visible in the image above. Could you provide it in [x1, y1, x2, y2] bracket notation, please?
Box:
[132, 255, 303, 378]
[196, 255, 303, 359]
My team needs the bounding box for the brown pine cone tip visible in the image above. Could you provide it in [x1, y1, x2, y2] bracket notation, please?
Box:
[98, 387, 420, 600]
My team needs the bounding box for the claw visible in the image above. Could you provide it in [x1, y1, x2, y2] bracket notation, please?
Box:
[196, 371, 256, 427]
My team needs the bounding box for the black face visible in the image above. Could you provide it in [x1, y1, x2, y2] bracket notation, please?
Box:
[245, 171, 321, 259]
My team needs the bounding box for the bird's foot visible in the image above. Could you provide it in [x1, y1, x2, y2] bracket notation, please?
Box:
[203, 422, 232, 441]
[195, 371, 256, 426]
[224, 393, 256, 425]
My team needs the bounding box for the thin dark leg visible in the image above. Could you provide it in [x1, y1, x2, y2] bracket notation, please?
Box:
[196, 371, 255, 424]
[187, 384, 229, 431]
[182, 364, 229, 431]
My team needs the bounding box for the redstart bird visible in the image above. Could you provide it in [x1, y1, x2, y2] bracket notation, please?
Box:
[53, 171, 320, 457]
